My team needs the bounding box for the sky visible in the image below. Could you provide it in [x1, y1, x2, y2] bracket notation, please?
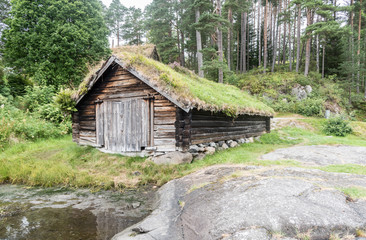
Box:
[101, 0, 152, 10]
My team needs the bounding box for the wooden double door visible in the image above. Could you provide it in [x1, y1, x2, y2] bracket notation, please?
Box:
[96, 99, 149, 152]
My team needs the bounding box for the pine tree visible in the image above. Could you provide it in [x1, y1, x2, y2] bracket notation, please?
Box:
[122, 7, 144, 45]
[106, 0, 127, 47]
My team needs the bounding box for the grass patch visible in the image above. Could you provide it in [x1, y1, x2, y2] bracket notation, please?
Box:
[339, 187, 366, 200]
[320, 164, 366, 176]
[1, 116, 366, 189]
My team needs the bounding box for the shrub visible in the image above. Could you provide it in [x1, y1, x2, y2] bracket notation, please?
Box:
[323, 117, 353, 137]
[55, 88, 77, 114]
[16, 85, 56, 112]
[0, 104, 64, 150]
[295, 98, 324, 116]
[7, 73, 33, 96]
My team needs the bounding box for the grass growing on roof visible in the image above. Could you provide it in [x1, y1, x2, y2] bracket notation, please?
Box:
[111, 51, 274, 117]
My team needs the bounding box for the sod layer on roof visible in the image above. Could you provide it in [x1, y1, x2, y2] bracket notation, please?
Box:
[114, 52, 274, 117]
[79, 47, 274, 117]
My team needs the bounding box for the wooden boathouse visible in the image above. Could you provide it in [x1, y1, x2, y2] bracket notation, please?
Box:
[72, 45, 274, 154]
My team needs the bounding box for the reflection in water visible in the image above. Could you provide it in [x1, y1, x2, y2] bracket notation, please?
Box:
[0, 185, 155, 240]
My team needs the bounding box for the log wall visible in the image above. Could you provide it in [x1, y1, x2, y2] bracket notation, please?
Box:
[175, 109, 192, 151]
[190, 109, 270, 145]
[73, 64, 176, 151]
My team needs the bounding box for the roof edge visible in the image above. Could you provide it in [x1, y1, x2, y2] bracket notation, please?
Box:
[75, 56, 191, 113]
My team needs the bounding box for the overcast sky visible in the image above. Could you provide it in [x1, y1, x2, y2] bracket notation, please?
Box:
[101, 0, 152, 10]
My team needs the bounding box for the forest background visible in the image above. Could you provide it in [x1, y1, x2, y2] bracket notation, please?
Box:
[0, 0, 365, 150]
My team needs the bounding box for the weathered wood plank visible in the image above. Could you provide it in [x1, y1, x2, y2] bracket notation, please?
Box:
[154, 118, 176, 125]
[191, 120, 266, 128]
[154, 139, 176, 146]
[190, 124, 267, 134]
[154, 106, 176, 112]
[191, 131, 266, 145]
[96, 103, 104, 147]
[154, 125, 176, 131]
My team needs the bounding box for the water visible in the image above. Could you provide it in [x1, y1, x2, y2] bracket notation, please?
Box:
[0, 185, 156, 240]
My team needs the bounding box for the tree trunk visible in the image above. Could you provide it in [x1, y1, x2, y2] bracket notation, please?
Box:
[237, 30, 240, 72]
[322, 41, 325, 78]
[271, 6, 278, 72]
[227, 7, 233, 71]
[241, 11, 247, 73]
[269, 2, 273, 63]
[180, 30, 185, 67]
[333, 0, 337, 20]
[293, 10, 296, 63]
[177, 27, 181, 63]
[263, 0, 268, 73]
[216, 0, 224, 83]
[195, 9, 204, 77]
[289, 12, 293, 71]
[277, 0, 282, 66]
[349, 0, 354, 94]
[117, 22, 120, 47]
[296, 4, 301, 73]
[304, 8, 312, 76]
[258, 2, 261, 67]
[316, 34, 319, 73]
[357, 0, 362, 93]
[282, 0, 287, 65]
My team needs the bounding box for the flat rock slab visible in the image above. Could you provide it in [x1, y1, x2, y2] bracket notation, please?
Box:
[113, 165, 366, 240]
[261, 145, 366, 166]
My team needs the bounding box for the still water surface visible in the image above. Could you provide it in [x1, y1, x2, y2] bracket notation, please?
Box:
[0, 185, 155, 240]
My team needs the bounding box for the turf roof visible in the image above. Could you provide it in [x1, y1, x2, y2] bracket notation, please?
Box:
[77, 45, 274, 117]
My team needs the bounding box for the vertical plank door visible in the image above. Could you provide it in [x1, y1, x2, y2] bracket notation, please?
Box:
[98, 99, 149, 153]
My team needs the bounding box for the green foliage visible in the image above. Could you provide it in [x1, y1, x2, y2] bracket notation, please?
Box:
[122, 7, 144, 45]
[295, 98, 324, 117]
[105, 0, 127, 43]
[54, 89, 77, 115]
[2, 0, 110, 87]
[235, 70, 350, 116]
[323, 117, 353, 137]
[16, 85, 56, 112]
[0, 104, 64, 150]
[145, 0, 180, 63]
[7, 73, 33, 97]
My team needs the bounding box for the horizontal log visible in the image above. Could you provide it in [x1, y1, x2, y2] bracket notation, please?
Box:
[191, 120, 266, 128]
[79, 131, 95, 137]
[154, 139, 176, 146]
[154, 132, 176, 138]
[191, 124, 267, 134]
[108, 74, 139, 82]
[154, 125, 175, 131]
[154, 118, 176, 125]
[192, 109, 268, 120]
[154, 106, 176, 112]
[93, 85, 152, 94]
[79, 120, 96, 126]
[79, 136, 96, 142]
[191, 131, 266, 145]
[79, 126, 96, 131]
[192, 114, 267, 122]
[155, 112, 176, 118]
[191, 128, 266, 140]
